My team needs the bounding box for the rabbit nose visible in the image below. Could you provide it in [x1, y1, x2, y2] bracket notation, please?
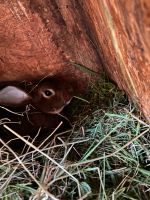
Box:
[49, 99, 72, 114]
[48, 106, 65, 114]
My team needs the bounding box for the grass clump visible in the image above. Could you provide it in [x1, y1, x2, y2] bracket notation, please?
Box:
[0, 78, 150, 200]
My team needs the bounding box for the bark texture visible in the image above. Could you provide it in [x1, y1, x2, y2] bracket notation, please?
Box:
[0, 0, 101, 82]
[81, 0, 150, 121]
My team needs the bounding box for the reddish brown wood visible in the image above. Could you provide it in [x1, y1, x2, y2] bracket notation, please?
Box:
[81, 0, 150, 121]
[0, 0, 101, 83]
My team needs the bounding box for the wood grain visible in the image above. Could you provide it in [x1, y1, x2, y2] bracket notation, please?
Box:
[81, 0, 150, 121]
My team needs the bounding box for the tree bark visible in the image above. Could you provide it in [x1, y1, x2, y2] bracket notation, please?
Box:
[81, 0, 150, 121]
[0, 0, 101, 83]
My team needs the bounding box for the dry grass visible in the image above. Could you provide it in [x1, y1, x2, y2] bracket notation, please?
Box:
[0, 78, 150, 200]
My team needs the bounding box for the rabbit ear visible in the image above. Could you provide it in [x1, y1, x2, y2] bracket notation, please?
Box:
[0, 86, 31, 106]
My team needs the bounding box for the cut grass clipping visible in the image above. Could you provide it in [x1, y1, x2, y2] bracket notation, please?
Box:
[0, 78, 150, 200]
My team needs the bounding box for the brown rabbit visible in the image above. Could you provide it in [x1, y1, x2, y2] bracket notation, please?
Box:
[0, 73, 85, 114]
[31, 73, 86, 113]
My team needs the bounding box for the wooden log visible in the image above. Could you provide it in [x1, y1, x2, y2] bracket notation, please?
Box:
[81, 0, 150, 121]
[0, 0, 101, 83]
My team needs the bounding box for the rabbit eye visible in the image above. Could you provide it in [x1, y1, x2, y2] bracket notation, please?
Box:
[42, 89, 55, 98]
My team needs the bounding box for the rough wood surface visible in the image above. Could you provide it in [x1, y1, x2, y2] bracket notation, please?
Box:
[81, 0, 150, 121]
[0, 0, 101, 82]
